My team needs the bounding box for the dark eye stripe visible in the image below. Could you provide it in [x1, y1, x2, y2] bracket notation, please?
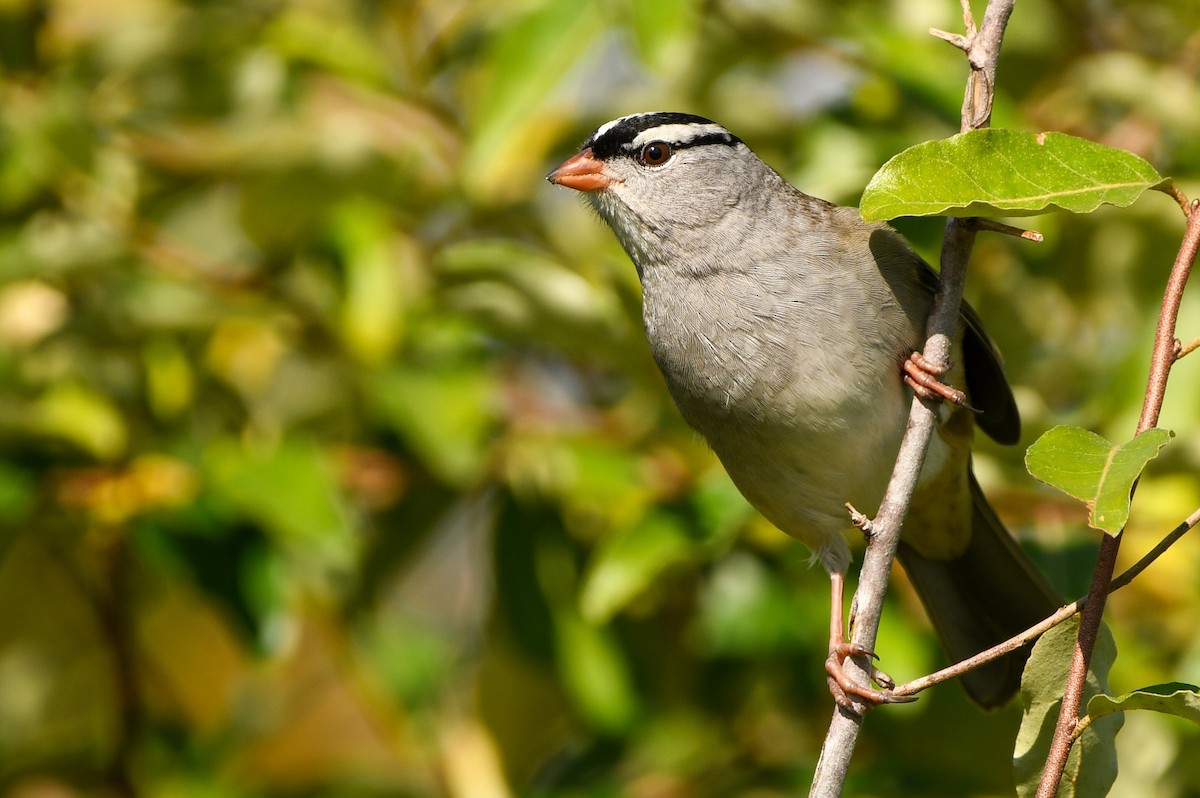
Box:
[584, 112, 741, 160]
[631, 132, 739, 153]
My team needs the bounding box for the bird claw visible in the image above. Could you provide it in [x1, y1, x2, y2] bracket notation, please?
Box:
[903, 351, 980, 413]
[825, 642, 917, 713]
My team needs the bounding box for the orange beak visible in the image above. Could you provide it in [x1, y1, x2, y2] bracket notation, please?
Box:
[546, 148, 615, 192]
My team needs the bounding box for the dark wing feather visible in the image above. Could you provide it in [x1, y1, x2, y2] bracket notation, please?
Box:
[914, 261, 1020, 445]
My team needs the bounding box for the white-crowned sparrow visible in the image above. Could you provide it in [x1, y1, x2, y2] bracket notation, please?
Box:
[547, 112, 1058, 708]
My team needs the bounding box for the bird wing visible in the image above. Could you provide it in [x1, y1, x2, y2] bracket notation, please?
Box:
[913, 259, 1021, 445]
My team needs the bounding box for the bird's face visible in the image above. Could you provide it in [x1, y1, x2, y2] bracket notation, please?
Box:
[547, 112, 761, 267]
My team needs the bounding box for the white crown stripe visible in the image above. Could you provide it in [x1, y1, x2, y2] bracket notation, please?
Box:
[631, 123, 732, 148]
[591, 115, 634, 141]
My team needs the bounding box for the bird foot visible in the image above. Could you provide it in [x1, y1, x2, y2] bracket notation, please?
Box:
[825, 642, 917, 713]
[903, 351, 980, 413]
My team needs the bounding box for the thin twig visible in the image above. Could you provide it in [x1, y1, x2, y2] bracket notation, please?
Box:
[1177, 335, 1200, 360]
[810, 225, 972, 798]
[899, 601, 1081, 697]
[1140, 200, 1200, 429]
[1036, 199, 1200, 798]
[809, 6, 1015, 792]
[969, 217, 1044, 242]
[894, 506, 1200, 697]
[1110, 506, 1200, 591]
[1165, 184, 1193, 218]
[959, 0, 977, 37]
[960, 0, 1014, 131]
[929, 28, 970, 51]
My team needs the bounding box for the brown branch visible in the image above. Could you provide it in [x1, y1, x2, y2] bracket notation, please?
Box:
[1110, 506, 1200, 592]
[1139, 199, 1200, 429]
[960, 0, 1014, 132]
[808, 5, 1015, 794]
[894, 505, 1200, 697]
[1165, 184, 1193, 217]
[957, 0, 977, 38]
[929, 28, 970, 51]
[1036, 198, 1200, 797]
[811, 225, 977, 798]
[898, 601, 1078, 698]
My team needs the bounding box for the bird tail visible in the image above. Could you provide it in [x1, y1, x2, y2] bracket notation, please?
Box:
[896, 473, 1060, 709]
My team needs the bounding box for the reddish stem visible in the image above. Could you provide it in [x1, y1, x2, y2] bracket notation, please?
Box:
[1036, 200, 1200, 796]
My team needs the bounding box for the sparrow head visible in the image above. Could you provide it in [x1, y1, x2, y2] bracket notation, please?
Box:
[547, 112, 743, 190]
[547, 113, 774, 260]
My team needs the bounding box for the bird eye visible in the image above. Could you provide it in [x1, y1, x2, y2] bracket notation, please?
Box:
[640, 141, 673, 166]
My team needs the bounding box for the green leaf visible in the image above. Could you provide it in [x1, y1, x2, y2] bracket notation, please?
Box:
[366, 364, 494, 486]
[438, 239, 626, 349]
[265, 5, 389, 85]
[1087, 683, 1200, 726]
[554, 610, 641, 734]
[579, 511, 694, 624]
[1025, 426, 1173, 535]
[329, 199, 406, 365]
[1015, 616, 1122, 798]
[860, 129, 1169, 220]
[694, 553, 814, 656]
[142, 337, 194, 420]
[461, 0, 603, 201]
[205, 437, 354, 568]
[33, 383, 128, 461]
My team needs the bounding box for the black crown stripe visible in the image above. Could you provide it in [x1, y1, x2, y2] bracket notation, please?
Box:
[584, 112, 741, 160]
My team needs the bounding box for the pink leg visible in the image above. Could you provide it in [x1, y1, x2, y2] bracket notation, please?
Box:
[824, 571, 916, 710]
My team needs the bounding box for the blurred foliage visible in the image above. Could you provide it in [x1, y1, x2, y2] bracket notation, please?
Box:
[0, 0, 1198, 796]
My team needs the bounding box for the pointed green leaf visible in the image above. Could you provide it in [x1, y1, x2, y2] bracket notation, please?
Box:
[1087, 683, 1200, 726]
[1025, 426, 1173, 535]
[1015, 617, 1121, 798]
[861, 129, 1170, 221]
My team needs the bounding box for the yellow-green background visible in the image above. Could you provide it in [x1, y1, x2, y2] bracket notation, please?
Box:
[1, 0, 1198, 795]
